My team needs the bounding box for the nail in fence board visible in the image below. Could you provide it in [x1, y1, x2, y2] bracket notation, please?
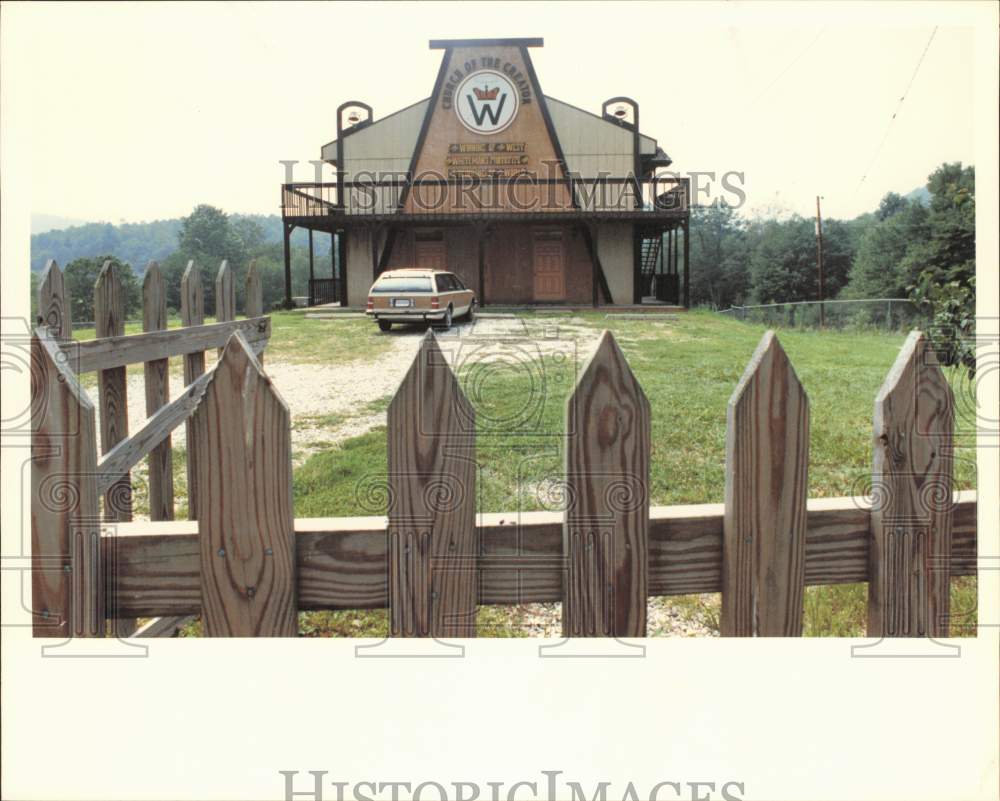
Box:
[180, 262, 205, 520]
[868, 331, 954, 637]
[192, 333, 296, 636]
[94, 261, 132, 522]
[32, 330, 104, 637]
[563, 330, 650, 637]
[387, 333, 476, 637]
[142, 263, 174, 521]
[38, 260, 71, 338]
[722, 332, 809, 636]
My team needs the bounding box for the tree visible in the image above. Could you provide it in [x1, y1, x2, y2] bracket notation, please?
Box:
[688, 203, 750, 308]
[843, 200, 929, 299]
[63, 256, 141, 323]
[908, 163, 976, 374]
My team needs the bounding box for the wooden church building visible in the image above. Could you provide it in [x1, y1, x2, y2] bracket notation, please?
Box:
[280, 38, 690, 308]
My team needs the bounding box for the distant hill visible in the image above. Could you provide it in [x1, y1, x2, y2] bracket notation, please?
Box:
[904, 186, 931, 206]
[29, 214, 331, 273]
[32, 213, 93, 234]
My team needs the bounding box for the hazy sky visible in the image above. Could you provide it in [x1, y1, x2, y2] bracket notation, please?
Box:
[1, 2, 988, 224]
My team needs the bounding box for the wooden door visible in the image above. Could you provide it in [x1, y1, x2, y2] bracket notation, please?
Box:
[532, 232, 565, 302]
[415, 240, 447, 271]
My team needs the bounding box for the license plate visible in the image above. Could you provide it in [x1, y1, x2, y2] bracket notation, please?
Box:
[391, 298, 412, 307]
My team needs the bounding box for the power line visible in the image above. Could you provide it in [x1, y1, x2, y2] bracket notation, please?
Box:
[742, 28, 827, 112]
[856, 27, 938, 192]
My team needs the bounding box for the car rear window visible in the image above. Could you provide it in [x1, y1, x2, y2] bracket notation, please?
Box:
[372, 276, 433, 293]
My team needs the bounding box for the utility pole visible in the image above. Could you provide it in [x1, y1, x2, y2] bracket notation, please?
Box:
[815, 195, 825, 328]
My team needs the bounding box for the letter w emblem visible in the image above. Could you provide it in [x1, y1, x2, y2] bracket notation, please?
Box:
[466, 93, 507, 126]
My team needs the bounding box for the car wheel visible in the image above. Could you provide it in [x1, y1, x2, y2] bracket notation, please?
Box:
[464, 300, 477, 322]
[378, 320, 392, 332]
[438, 307, 453, 330]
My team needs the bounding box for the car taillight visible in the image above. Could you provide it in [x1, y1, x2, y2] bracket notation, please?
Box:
[431, 296, 440, 309]
[366, 296, 374, 311]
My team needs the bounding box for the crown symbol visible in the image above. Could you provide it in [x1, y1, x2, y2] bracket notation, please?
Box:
[473, 85, 500, 101]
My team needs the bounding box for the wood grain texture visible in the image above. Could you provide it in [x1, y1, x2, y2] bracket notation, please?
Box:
[387, 333, 476, 637]
[94, 260, 132, 523]
[142, 263, 174, 520]
[722, 332, 809, 636]
[62, 316, 270, 373]
[32, 329, 103, 637]
[868, 331, 955, 637]
[106, 494, 978, 619]
[215, 261, 235, 319]
[181, 261, 206, 521]
[563, 330, 650, 637]
[245, 260, 264, 366]
[97, 370, 212, 496]
[38, 260, 71, 337]
[191, 333, 296, 636]
[245, 259, 263, 318]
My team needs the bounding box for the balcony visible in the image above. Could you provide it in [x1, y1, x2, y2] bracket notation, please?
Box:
[281, 175, 689, 225]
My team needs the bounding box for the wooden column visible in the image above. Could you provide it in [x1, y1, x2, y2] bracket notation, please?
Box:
[142, 262, 174, 521]
[94, 261, 132, 522]
[563, 331, 650, 637]
[283, 224, 293, 308]
[682, 219, 690, 308]
[192, 333, 296, 636]
[38, 259, 71, 337]
[721, 332, 809, 636]
[180, 262, 205, 520]
[868, 331, 954, 637]
[31, 329, 103, 637]
[309, 228, 316, 306]
[387, 333, 476, 637]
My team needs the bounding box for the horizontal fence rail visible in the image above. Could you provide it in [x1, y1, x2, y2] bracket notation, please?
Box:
[106, 492, 977, 617]
[30, 276, 975, 637]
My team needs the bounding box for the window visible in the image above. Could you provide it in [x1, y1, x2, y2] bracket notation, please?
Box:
[372, 276, 433, 293]
[435, 274, 451, 292]
[451, 275, 466, 290]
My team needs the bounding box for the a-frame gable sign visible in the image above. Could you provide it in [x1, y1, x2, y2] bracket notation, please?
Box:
[402, 40, 575, 215]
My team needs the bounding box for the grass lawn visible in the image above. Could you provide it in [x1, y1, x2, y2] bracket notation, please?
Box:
[73, 311, 976, 637]
[288, 310, 978, 638]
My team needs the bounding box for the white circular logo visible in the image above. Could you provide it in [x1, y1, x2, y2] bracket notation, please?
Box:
[455, 70, 519, 135]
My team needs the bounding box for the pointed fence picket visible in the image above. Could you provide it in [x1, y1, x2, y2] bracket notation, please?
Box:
[721, 332, 809, 636]
[192, 334, 296, 636]
[868, 331, 955, 637]
[563, 330, 650, 637]
[142, 262, 175, 521]
[387, 333, 477, 637]
[181, 261, 206, 520]
[28, 316, 974, 638]
[94, 261, 132, 523]
[38, 259, 71, 338]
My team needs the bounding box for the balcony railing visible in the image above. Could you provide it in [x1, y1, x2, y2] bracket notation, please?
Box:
[282, 175, 689, 220]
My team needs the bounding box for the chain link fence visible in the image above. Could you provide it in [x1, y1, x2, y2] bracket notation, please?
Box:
[719, 298, 927, 331]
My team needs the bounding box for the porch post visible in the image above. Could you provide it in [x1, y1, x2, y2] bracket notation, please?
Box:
[283, 223, 293, 308]
[308, 229, 315, 306]
[338, 229, 348, 306]
[682, 219, 690, 308]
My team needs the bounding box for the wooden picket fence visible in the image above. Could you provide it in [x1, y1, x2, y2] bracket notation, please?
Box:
[30, 267, 976, 637]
